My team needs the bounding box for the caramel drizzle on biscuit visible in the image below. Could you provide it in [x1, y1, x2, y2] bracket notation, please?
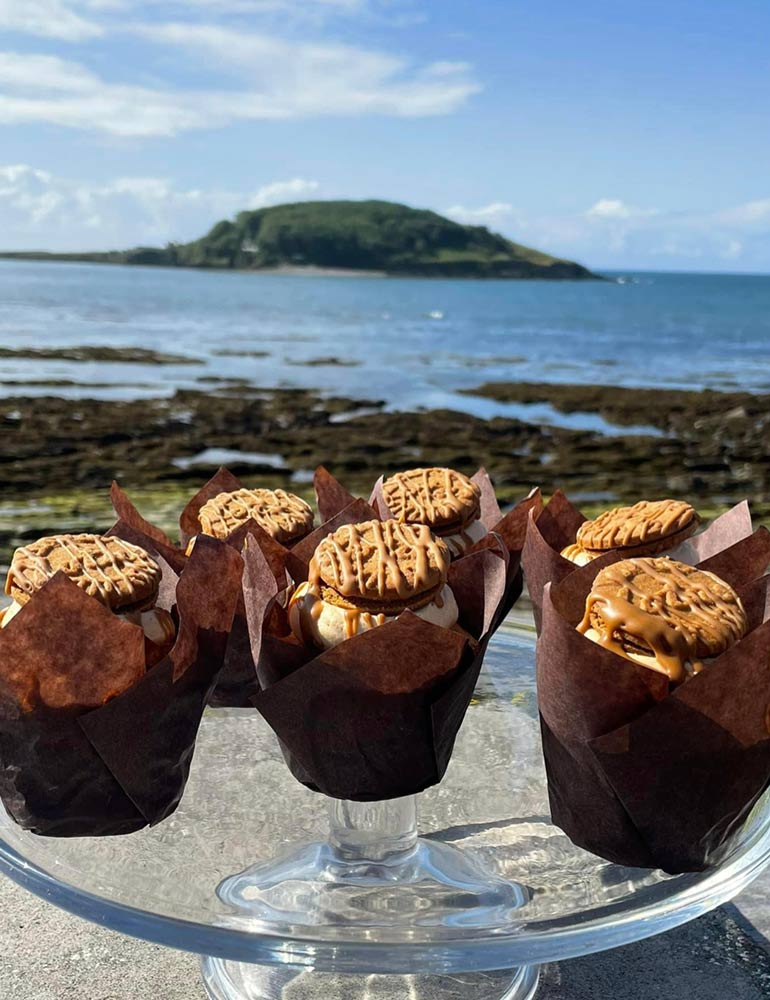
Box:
[577, 557, 746, 683]
[7, 534, 159, 605]
[577, 499, 695, 552]
[309, 519, 449, 601]
[382, 468, 480, 529]
[199, 488, 312, 540]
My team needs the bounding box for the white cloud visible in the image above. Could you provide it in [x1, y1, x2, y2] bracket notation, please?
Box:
[0, 0, 103, 40]
[0, 0, 407, 40]
[0, 164, 320, 250]
[144, 0, 365, 11]
[248, 178, 319, 207]
[0, 31, 478, 136]
[715, 199, 770, 228]
[0, 52, 102, 92]
[132, 23, 479, 118]
[508, 195, 770, 269]
[0, 52, 219, 135]
[586, 198, 658, 220]
[445, 202, 515, 228]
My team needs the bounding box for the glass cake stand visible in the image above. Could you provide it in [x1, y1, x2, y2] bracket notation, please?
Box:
[1, 608, 770, 1000]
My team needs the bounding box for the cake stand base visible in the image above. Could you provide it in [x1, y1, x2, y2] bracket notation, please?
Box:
[201, 959, 540, 1000]
[202, 796, 535, 998]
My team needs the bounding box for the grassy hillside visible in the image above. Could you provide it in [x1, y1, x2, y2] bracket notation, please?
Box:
[0, 199, 599, 279]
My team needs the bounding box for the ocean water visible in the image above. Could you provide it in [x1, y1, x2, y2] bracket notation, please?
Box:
[1, 261, 769, 433]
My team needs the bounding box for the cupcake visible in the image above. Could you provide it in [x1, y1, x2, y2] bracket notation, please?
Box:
[0, 532, 242, 836]
[111, 472, 316, 709]
[189, 487, 314, 552]
[561, 499, 700, 565]
[577, 556, 747, 683]
[380, 467, 487, 558]
[2, 533, 175, 670]
[288, 518, 459, 649]
[537, 525, 770, 873]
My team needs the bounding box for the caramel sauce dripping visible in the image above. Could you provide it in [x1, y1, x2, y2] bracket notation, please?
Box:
[578, 557, 746, 683]
[289, 580, 389, 643]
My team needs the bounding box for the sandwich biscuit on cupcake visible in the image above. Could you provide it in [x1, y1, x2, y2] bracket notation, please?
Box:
[288, 518, 459, 649]
[187, 487, 314, 553]
[3, 533, 176, 668]
[380, 467, 488, 558]
[561, 499, 700, 565]
[577, 555, 746, 684]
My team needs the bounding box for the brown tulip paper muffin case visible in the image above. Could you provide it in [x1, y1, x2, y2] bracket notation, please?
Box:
[523, 492, 755, 633]
[0, 535, 242, 837]
[113, 470, 294, 707]
[314, 465, 359, 523]
[536, 525, 770, 873]
[240, 488, 540, 802]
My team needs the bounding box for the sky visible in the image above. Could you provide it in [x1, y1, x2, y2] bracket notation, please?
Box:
[0, 0, 769, 272]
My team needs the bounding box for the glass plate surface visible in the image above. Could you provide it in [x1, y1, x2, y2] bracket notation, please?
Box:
[1, 606, 769, 975]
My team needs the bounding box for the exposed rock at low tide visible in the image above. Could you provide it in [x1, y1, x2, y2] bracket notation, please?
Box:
[0, 381, 766, 566]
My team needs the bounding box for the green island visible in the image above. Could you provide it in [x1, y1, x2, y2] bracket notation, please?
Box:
[0, 199, 599, 280]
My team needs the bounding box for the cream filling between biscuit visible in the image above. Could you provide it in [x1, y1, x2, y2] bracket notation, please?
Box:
[439, 518, 488, 558]
[289, 582, 459, 650]
[581, 626, 702, 680]
[1, 599, 174, 647]
[559, 543, 595, 566]
[0, 600, 22, 628]
[119, 607, 176, 646]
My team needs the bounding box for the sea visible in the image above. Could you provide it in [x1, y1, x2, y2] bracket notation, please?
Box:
[1, 261, 769, 436]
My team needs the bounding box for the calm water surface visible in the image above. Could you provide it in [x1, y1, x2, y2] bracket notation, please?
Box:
[1, 262, 769, 431]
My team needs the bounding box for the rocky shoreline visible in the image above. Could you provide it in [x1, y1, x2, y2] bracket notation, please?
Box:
[1, 380, 767, 566]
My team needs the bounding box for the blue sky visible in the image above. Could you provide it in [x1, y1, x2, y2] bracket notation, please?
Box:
[1, 0, 769, 271]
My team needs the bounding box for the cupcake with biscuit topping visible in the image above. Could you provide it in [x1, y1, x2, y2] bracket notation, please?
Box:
[112, 471, 319, 708]
[536, 523, 770, 873]
[0, 526, 242, 837]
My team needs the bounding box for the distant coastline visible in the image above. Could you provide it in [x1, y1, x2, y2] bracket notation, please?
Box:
[0, 257, 594, 280]
[0, 256, 388, 279]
